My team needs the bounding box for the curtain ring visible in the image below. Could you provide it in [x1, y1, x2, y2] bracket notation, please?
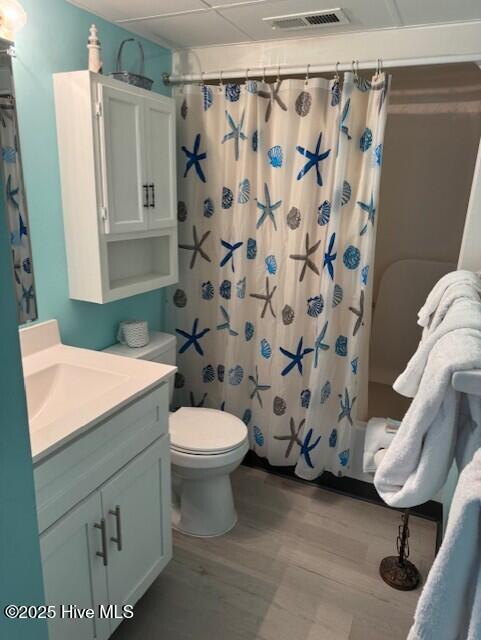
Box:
[305, 63, 310, 86]
[199, 71, 205, 87]
[276, 65, 281, 83]
[218, 69, 223, 90]
[245, 67, 249, 84]
[262, 66, 266, 82]
[334, 61, 340, 82]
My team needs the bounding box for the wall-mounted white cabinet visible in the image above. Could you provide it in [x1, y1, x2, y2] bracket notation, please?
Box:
[53, 71, 178, 303]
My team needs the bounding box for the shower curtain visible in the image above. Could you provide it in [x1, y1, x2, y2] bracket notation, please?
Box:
[168, 71, 390, 478]
[1, 98, 36, 323]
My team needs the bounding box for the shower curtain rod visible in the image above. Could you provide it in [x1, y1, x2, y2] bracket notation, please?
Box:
[163, 53, 478, 85]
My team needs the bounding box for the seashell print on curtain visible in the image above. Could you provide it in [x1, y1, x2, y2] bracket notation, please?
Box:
[167, 72, 390, 479]
[1, 97, 36, 324]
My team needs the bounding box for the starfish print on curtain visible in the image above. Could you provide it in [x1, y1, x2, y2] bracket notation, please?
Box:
[256, 182, 282, 230]
[221, 110, 247, 161]
[216, 305, 239, 336]
[249, 366, 271, 407]
[314, 321, 330, 366]
[280, 337, 314, 377]
[6, 174, 20, 208]
[300, 429, 322, 468]
[250, 278, 277, 319]
[357, 195, 376, 235]
[220, 239, 244, 271]
[274, 417, 305, 458]
[349, 290, 365, 336]
[323, 232, 337, 280]
[176, 318, 210, 356]
[190, 391, 207, 407]
[257, 80, 288, 122]
[338, 388, 357, 426]
[182, 133, 207, 182]
[296, 132, 331, 186]
[179, 226, 211, 269]
[289, 233, 322, 282]
[170, 72, 391, 480]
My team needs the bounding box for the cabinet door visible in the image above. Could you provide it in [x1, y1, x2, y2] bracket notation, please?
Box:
[144, 96, 176, 229]
[40, 493, 110, 640]
[101, 436, 172, 630]
[98, 84, 148, 234]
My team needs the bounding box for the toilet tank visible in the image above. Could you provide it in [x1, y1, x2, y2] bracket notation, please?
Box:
[103, 331, 177, 403]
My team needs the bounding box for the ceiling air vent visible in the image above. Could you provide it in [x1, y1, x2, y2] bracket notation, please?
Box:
[264, 8, 349, 32]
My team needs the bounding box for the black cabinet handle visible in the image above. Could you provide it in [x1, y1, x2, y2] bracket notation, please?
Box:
[143, 184, 149, 208]
[149, 183, 155, 208]
[94, 518, 108, 566]
[109, 505, 123, 552]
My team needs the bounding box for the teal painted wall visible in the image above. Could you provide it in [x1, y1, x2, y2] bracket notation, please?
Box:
[0, 169, 47, 637]
[14, 0, 172, 350]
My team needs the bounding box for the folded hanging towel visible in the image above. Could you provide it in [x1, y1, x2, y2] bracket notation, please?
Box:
[374, 329, 481, 508]
[417, 269, 481, 328]
[394, 298, 481, 398]
[363, 417, 400, 473]
[407, 448, 481, 640]
[422, 282, 481, 340]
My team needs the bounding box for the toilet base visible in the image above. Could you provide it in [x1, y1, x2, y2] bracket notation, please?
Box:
[171, 469, 239, 537]
[172, 513, 238, 538]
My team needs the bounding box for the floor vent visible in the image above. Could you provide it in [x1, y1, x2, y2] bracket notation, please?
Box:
[264, 8, 349, 31]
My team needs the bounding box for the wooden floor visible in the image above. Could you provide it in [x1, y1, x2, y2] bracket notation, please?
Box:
[112, 466, 436, 640]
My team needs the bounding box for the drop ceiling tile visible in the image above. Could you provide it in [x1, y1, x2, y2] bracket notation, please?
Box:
[123, 11, 252, 48]
[394, 0, 481, 26]
[71, 0, 208, 22]
[218, 0, 397, 40]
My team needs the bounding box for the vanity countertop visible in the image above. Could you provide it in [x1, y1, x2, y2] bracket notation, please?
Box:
[20, 320, 175, 464]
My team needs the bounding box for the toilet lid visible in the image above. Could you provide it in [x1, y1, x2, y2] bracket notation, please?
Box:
[169, 407, 248, 455]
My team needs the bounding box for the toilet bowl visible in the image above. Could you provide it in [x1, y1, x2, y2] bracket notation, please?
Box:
[103, 332, 249, 538]
[169, 407, 248, 537]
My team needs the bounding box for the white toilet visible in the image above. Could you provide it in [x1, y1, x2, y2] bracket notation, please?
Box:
[104, 332, 249, 537]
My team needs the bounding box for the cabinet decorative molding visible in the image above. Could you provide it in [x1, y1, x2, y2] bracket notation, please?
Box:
[53, 71, 178, 303]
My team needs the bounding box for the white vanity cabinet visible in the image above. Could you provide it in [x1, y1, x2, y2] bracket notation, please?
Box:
[35, 385, 172, 640]
[40, 492, 111, 640]
[53, 71, 178, 303]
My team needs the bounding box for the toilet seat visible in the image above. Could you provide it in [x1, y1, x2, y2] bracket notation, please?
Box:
[169, 407, 248, 456]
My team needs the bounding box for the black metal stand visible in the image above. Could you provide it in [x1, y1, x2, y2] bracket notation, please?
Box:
[379, 509, 421, 591]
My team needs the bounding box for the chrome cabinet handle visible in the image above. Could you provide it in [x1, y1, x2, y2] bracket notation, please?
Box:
[143, 184, 149, 208]
[149, 183, 155, 208]
[109, 505, 123, 552]
[94, 518, 108, 566]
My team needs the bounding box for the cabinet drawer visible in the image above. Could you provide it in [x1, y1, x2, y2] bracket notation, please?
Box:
[35, 384, 169, 533]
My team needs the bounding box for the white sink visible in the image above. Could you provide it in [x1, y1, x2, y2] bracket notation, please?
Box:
[20, 320, 176, 462]
[25, 363, 128, 433]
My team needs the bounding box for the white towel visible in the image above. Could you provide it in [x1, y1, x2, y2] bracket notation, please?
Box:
[374, 329, 481, 508]
[417, 269, 481, 328]
[407, 448, 481, 640]
[421, 282, 481, 339]
[394, 298, 481, 398]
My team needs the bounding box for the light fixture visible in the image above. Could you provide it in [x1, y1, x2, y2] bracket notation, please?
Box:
[0, 0, 26, 40]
